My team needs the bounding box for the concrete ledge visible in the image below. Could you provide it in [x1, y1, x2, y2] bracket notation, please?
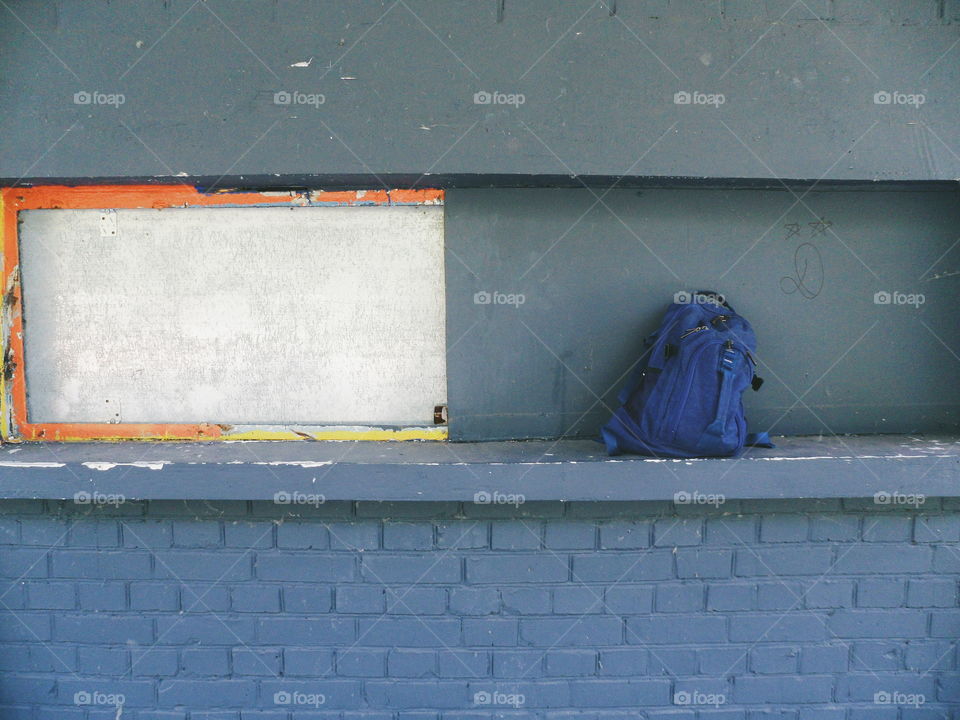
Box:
[0, 435, 957, 502]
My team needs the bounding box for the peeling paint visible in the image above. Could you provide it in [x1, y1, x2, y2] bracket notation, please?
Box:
[82, 461, 168, 471]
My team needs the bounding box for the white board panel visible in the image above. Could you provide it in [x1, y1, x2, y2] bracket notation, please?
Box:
[18, 205, 446, 425]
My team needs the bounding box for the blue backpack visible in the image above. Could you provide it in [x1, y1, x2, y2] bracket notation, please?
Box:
[600, 292, 772, 458]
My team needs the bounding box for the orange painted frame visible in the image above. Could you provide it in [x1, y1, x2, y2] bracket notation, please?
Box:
[0, 185, 445, 441]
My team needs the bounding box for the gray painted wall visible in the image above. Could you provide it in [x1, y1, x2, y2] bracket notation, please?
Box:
[1, 0, 959, 183]
[445, 185, 960, 440]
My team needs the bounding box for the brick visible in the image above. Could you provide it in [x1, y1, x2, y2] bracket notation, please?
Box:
[233, 648, 281, 676]
[383, 522, 433, 550]
[173, 521, 221, 547]
[18, 518, 69, 546]
[0, 645, 75, 673]
[568, 679, 671, 707]
[627, 616, 725, 644]
[835, 674, 936, 702]
[386, 587, 446, 614]
[862, 516, 912, 542]
[493, 649, 542, 677]
[449, 588, 498, 615]
[801, 645, 848, 673]
[257, 554, 355, 582]
[52, 550, 150, 579]
[521, 617, 622, 646]
[284, 648, 335, 676]
[131, 583, 179, 611]
[850, 641, 901, 671]
[58, 679, 154, 707]
[829, 610, 926, 638]
[707, 583, 754, 611]
[832, 546, 932, 574]
[546, 650, 596, 676]
[355, 502, 456, 520]
[468, 555, 566, 583]
[656, 584, 703, 613]
[733, 676, 833, 703]
[905, 641, 954, 671]
[257, 617, 353, 645]
[760, 515, 808, 542]
[706, 516, 756, 545]
[224, 521, 275, 548]
[463, 618, 518, 646]
[750, 646, 798, 673]
[56, 615, 151, 643]
[929, 610, 960, 637]
[181, 584, 230, 612]
[573, 552, 673, 582]
[647, 648, 697, 675]
[0, 675, 56, 703]
[153, 551, 251, 581]
[554, 587, 603, 614]
[232, 585, 281, 612]
[906, 578, 956, 607]
[489, 521, 541, 549]
[359, 618, 459, 647]
[388, 649, 436, 677]
[363, 555, 459, 583]
[804, 580, 854, 608]
[121, 520, 173, 548]
[599, 521, 650, 549]
[276, 522, 329, 549]
[914, 515, 960, 542]
[501, 588, 550, 614]
[78, 582, 126, 610]
[25, 581, 74, 610]
[155, 617, 255, 644]
[436, 522, 487, 549]
[857, 578, 904, 607]
[337, 649, 386, 677]
[283, 586, 331, 613]
[654, 518, 702, 546]
[735, 547, 833, 576]
[366, 681, 467, 710]
[599, 648, 647, 675]
[809, 514, 859, 541]
[605, 586, 654, 614]
[77, 646, 128, 675]
[699, 647, 747, 674]
[326, 522, 379, 550]
[729, 614, 827, 642]
[337, 586, 384, 613]
[157, 679, 256, 708]
[545, 522, 596, 549]
[181, 648, 229, 676]
[933, 546, 960, 572]
[437, 649, 487, 678]
[757, 582, 803, 610]
[676, 549, 732, 579]
[131, 649, 178, 677]
[261, 679, 363, 709]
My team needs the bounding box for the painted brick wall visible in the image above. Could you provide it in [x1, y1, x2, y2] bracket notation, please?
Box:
[0, 497, 957, 718]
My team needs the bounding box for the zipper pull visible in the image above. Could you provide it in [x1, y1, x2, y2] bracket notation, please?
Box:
[679, 325, 708, 339]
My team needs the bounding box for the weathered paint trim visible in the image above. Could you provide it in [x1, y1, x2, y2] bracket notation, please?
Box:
[0, 185, 446, 442]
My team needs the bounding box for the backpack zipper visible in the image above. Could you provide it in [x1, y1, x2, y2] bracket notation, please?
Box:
[679, 324, 708, 339]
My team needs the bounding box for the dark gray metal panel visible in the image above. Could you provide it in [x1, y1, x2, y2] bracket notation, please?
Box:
[0, 436, 957, 500]
[1, 0, 958, 183]
[445, 186, 960, 440]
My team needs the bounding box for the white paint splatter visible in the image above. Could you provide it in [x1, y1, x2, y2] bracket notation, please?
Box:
[82, 461, 168, 471]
